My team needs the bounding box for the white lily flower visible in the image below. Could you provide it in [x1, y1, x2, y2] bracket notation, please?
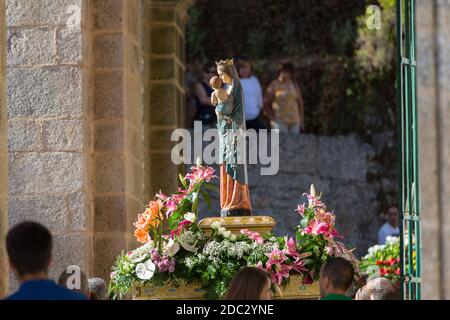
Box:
[135, 260, 156, 280]
[184, 212, 196, 223]
[181, 241, 198, 253]
[164, 237, 180, 257]
[223, 231, 232, 239]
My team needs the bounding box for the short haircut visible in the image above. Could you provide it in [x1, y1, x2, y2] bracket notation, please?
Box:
[58, 268, 90, 297]
[88, 278, 108, 300]
[210, 76, 223, 89]
[321, 257, 354, 291]
[6, 221, 52, 276]
[356, 277, 400, 300]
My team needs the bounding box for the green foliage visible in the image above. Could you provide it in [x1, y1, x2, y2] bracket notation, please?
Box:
[186, 7, 207, 63]
[360, 237, 400, 284]
[186, 0, 397, 137]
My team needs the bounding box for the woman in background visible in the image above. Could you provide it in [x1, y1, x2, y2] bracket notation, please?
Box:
[264, 61, 305, 134]
[224, 267, 273, 300]
[194, 65, 217, 127]
[237, 59, 268, 131]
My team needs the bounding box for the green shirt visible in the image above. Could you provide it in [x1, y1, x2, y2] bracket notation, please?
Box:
[321, 294, 352, 300]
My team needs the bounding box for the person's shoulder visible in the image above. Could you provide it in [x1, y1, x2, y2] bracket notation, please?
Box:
[54, 285, 88, 300]
[4, 291, 21, 300]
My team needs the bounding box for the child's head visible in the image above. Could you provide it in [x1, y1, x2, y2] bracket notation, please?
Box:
[210, 76, 223, 90]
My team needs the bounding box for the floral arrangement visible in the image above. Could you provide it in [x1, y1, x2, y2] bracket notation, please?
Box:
[109, 167, 358, 300]
[359, 236, 401, 284]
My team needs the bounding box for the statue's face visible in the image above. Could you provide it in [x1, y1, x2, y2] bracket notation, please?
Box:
[218, 69, 232, 85]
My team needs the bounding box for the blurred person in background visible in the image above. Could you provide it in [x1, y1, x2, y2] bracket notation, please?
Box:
[378, 205, 400, 245]
[264, 61, 305, 134]
[194, 64, 217, 128]
[237, 59, 268, 131]
[224, 267, 273, 300]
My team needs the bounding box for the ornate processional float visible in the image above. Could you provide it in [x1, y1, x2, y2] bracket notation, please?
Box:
[109, 59, 359, 300]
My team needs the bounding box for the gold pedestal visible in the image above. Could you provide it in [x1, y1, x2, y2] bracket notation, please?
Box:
[198, 216, 276, 236]
[132, 276, 319, 300]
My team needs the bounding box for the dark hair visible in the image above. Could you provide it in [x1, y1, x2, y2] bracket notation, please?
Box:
[6, 221, 52, 276]
[236, 59, 253, 73]
[224, 267, 271, 300]
[277, 61, 295, 77]
[321, 257, 354, 291]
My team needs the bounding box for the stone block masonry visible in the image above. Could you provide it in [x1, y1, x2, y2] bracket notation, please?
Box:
[5, 0, 92, 288]
[0, 0, 9, 297]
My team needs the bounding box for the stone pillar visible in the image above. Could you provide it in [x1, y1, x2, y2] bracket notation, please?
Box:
[417, 0, 450, 299]
[144, 0, 191, 199]
[6, 0, 93, 284]
[91, 0, 145, 279]
[0, 0, 9, 297]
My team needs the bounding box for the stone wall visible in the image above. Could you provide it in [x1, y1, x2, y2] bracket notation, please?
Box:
[90, 0, 145, 280]
[0, 0, 9, 297]
[417, 0, 450, 300]
[195, 133, 384, 258]
[144, 0, 191, 201]
[1, 0, 193, 289]
[6, 0, 93, 285]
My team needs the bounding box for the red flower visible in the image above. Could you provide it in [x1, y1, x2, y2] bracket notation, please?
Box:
[376, 260, 383, 266]
[395, 268, 401, 275]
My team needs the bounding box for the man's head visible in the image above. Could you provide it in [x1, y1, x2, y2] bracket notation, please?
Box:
[6, 222, 52, 280]
[355, 277, 400, 300]
[319, 257, 354, 298]
[88, 278, 108, 300]
[387, 206, 399, 227]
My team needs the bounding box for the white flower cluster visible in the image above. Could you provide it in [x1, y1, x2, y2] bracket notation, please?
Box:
[211, 221, 236, 241]
[179, 230, 205, 253]
[198, 240, 253, 267]
[128, 241, 154, 264]
[364, 236, 401, 260]
[385, 236, 400, 246]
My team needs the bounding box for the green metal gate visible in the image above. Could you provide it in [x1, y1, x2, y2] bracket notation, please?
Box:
[396, 0, 421, 300]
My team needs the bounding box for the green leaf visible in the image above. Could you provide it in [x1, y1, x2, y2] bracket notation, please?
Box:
[201, 190, 212, 210]
[179, 173, 188, 188]
[203, 183, 219, 194]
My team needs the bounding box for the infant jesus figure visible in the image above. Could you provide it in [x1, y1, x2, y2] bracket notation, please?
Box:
[210, 76, 229, 106]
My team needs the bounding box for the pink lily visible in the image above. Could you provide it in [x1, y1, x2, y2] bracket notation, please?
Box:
[165, 200, 177, 217]
[295, 204, 306, 216]
[155, 190, 168, 200]
[185, 165, 217, 184]
[303, 193, 325, 208]
[285, 237, 300, 258]
[170, 220, 192, 239]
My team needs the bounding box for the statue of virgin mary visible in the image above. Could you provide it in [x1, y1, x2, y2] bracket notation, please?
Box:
[215, 59, 252, 217]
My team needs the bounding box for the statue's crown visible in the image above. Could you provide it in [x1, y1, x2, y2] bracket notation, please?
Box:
[215, 58, 234, 67]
